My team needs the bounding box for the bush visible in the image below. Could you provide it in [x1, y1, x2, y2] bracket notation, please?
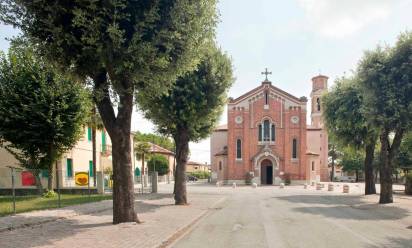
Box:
[406, 173, 412, 195]
[188, 171, 211, 179]
[147, 155, 169, 176]
[42, 190, 57, 198]
[284, 173, 291, 185]
[245, 172, 253, 185]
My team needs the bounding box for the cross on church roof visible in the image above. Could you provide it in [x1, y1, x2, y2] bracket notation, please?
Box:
[261, 68, 272, 81]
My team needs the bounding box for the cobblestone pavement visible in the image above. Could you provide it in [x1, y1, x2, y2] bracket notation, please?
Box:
[0, 183, 227, 248]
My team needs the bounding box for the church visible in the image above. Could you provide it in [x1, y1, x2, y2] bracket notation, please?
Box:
[210, 71, 329, 185]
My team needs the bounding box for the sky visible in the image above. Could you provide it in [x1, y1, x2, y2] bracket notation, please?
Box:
[1, 0, 412, 164]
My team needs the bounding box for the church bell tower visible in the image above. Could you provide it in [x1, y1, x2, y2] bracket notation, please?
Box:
[310, 75, 328, 127]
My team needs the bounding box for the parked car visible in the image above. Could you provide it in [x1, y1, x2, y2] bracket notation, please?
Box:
[186, 174, 198, 182]
[338, 176, 356, 182]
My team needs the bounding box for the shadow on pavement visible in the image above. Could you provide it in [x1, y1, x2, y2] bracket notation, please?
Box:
[275, 194, 410, 220]
[365, 237, 412, 248]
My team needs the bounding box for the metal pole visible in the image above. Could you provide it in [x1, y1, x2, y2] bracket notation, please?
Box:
[88, 170, 91, 198]
[11, 167, 16, 215]
[56, 162, 61, 208]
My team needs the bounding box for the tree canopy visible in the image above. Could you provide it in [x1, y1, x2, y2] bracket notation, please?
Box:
[137, 45, 233, 204]
[134, 131, 174, 152]
[0, 0, 220, 223]
[147, 155, 169, 176]
[0, 41, 90, 190]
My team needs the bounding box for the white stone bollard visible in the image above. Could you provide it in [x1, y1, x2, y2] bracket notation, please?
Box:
[280, 183, 285, 189]
[216, 182, 221, 187]
[343, 184, 350, 193]
[232, 182, 237, 188]
[311, 181, 315, 187]
[316, 183, 322, 190]
[328, 184, 334, 191]
[304, 183, 308, 189]
[252, 183, 257, 188]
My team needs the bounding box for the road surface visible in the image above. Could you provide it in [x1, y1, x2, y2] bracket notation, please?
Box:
[174, 184, 412, 248]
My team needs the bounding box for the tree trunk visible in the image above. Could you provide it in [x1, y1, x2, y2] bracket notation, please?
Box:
[379, 128, 404, 204]
[379, 129, 393, 203]
[174, 131, 189, 205]
[47, 163, 54, 191]
[33, 169, 43, 195]
[141, 153, 145, 175]
[364, 141, 376, 195]
[93, 70, 139, 224]
[355, 169, 359, 182]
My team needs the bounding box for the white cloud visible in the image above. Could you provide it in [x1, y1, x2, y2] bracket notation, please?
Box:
[298, 0, 394, 38]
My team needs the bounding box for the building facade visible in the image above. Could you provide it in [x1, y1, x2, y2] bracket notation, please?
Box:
[211, 75, 329, 185]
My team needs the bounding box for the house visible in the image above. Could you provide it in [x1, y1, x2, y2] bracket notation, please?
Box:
[0, 126, 135, 194]
[186, 161, 210, 173]
[133, 141, 175, 178]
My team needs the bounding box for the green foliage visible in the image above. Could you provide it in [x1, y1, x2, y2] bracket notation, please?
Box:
[134, 131, 174, 152]
[0, 0, 218, 93]
[284, 173, 291, 185]
[323, 77, 376, 148]
[395, 132, 412, 170]
[137, 45, 234, 142]
[358, 32, 412, 132]
[147, 155, 169, 176]
[134, 141, 152, 161]
[341, 147, 364, 173]
[42, 190, 57, 198]
[0, 42, 90, 174]
[188, 171, 211, 179]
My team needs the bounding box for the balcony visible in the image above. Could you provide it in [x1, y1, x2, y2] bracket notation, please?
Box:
[101, 144, 112, 156]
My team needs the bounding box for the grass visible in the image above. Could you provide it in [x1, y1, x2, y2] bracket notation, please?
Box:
[0, 194, 112, 217]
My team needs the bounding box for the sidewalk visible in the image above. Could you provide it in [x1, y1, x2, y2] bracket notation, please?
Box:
[0, 191, 226, 248]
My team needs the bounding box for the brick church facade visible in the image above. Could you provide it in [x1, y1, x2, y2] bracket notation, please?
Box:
[210, 74, 329, 185]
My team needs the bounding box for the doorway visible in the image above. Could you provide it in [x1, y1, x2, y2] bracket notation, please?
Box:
[260, 159, 273, 185]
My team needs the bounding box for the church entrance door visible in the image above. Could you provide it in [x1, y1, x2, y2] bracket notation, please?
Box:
[260, 159, 273, 185]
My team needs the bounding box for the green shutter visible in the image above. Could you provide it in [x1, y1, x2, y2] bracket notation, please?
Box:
[89, 161, 93, 177]
[41, 169, 49, 178]
[101, 130, 106, 152]
[87, 127, 92, 141]
[67, 159, 73, 177]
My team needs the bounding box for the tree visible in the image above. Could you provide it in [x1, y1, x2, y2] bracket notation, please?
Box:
[134, 131, 175, 152]
[138, 46, 233, 205]
[0, 41, 89, 192]
[323, 77, 378, 194]
[86, 106, 104, 186]
[134, 142, 151, 176]
[1, 0, 218, 223]
[395, 132, 412, 174]
[341, 147, 364, 182]
[358, 32, 412, 203]
[147, 155, 169, 176]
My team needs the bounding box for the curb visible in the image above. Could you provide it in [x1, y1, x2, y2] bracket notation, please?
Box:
[158, 197, 227, 248]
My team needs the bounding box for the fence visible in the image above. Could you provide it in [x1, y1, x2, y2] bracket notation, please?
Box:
[0, 166, 103, 216]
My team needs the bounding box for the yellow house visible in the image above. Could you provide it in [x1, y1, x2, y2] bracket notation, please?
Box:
[0, 126, 135, 193]
[186, 161, 210, 173]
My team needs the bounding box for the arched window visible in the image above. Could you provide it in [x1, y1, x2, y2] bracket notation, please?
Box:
[265, 91, 269, 105]
[316, 98, 321, 111]
[263, 120, 270, 141]
[236, 139, 242, 159]
[271, 124, 276, 141]
[292, 138, 298, 159]
[258, 124, 262, 141]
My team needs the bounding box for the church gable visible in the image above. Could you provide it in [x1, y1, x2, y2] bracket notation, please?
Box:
[228, 82, 306, 110]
